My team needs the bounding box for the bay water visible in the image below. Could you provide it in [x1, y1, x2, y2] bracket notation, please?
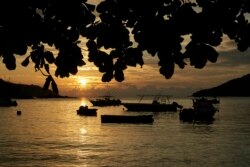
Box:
[0, 97, 249, 167]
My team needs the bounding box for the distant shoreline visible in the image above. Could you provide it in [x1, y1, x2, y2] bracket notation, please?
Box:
[192, 74, 250, 97]
[0, 78, 71, 99]
[12, 96, 77, 99]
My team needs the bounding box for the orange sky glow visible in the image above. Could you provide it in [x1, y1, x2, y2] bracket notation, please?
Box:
[0, 34, 249, 97]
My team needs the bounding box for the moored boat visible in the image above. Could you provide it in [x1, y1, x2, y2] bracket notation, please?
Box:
[89, 96, 121, 106]
[0, 98, 17, 107]
[101, 114, 154, 124]
[195, 97, 220, 104]
[76, 105, 97, 116]
[122, 95, 182, 112]
[179, 97, 219, 122]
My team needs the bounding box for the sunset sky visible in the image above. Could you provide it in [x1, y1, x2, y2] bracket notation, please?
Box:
[0, 1, 250, 98]
[0, 34, 249, 98]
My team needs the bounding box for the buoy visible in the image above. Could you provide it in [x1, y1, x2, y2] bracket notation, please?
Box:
[17, 111, 22, 116]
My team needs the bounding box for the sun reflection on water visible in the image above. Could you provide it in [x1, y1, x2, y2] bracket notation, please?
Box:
[80, 128, 87, 135]
[79, 97, 93, 107]
[80, 102, 87, 107]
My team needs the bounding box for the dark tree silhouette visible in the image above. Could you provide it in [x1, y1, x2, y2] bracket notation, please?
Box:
[0, 0, 250, 93]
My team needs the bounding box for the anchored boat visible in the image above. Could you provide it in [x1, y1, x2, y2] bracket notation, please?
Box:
[122, 95, 182, 112]
[89, 96, 121, 106]
[179, 97, 219, 122]
[76, 105, 97, 116]
[0, 98, 17, 107]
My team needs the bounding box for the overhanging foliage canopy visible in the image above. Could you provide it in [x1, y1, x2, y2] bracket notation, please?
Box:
[1, 0, 250, 93]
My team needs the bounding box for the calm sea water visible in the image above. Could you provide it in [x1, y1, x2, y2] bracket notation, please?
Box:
[0, 97, 250, 167]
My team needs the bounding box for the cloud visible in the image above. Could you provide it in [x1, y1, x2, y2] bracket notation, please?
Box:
[215, 35, 237, 52]
[217, 49, 250, 67]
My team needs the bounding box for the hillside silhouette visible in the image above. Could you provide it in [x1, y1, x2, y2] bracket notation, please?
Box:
[0, 79, 67, 99]
[192, 74, 250, 97]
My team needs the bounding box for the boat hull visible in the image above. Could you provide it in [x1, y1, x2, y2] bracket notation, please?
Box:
[122, 103, 177, 112]
[101, 115, 154, 124]
[179, 108, 216, 122]
[77, 109, 97, 116]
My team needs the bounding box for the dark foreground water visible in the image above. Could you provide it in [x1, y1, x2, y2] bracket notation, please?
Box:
[0, 97, 250, 167]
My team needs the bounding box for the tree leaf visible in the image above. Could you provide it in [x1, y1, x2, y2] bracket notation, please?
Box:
[43, 76, 52, 90]
[237, 41, 248, 52]
[114, 70, 124, 82]
[102, 72, 113, 82]
[21, 56, 30, 67]
[44, 64, 50, 74]
[78, 60, 86, 66]
[3, 54, 16, 70]
[85, 3, 96, 11]
[51, 77, 59, 94]
[86, 40, 97, 51]
[124, 48, 144, 67]
[159, 63, 175, 79]
[203, 44, 218, 63]
[185, 42, 207, 69]
[44, 51, 55, 64]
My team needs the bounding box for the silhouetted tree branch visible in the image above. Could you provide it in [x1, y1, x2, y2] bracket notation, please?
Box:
[1, 0, 250, 94]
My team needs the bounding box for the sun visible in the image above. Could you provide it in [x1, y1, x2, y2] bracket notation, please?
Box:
[79, 77, 88, 86]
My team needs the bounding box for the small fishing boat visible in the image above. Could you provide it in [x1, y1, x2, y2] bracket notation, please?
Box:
[101, 114, 154, 124]
[76, 105, 97, 116]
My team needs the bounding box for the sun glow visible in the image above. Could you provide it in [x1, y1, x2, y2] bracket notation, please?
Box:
[79, 77, 88, 87]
